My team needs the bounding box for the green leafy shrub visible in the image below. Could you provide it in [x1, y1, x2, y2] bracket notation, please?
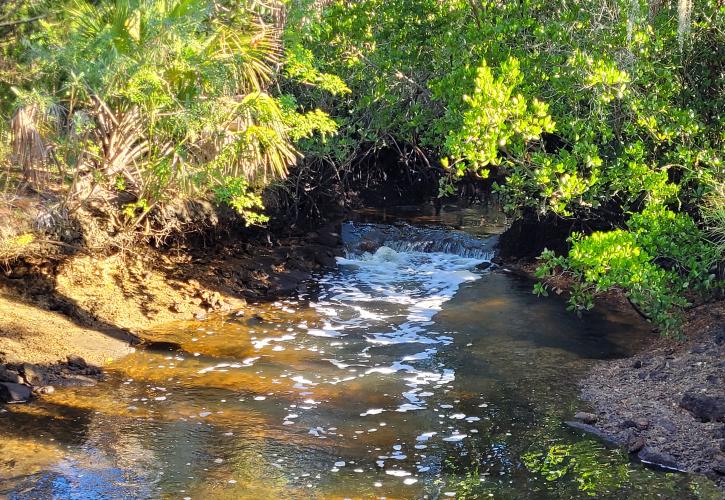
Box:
[287, 0, 723, 334]
[212, 177, 268, 226]
[536, 205, 719, 335]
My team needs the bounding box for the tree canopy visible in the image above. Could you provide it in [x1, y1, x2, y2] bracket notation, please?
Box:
[0, 0, 722, 333]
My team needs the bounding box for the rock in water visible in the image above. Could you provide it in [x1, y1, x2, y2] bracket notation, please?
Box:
[637, 448, 681, 471]
[0, 367, 22, 384]
[21, 364, 45, 386]
[0, 382, 32, 403]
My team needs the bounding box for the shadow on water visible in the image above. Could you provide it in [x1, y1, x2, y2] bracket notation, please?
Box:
[1, 213, 721, 499]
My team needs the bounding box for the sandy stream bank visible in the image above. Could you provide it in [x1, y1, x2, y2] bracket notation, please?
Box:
[0, 223, 342, 394]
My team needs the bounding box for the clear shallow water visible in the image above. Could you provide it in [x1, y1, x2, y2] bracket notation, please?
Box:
[0, 223, 720, 499]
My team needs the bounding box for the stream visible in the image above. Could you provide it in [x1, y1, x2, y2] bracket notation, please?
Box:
[0, 212, 719, 499]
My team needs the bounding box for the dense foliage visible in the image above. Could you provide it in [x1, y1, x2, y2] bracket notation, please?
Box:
[286, 0, 724, 334]
[1, 0, 723, 333]
[1, 0, 336, 229]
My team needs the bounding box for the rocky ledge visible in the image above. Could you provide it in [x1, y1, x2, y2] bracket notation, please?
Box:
[0, 355, 101, 404]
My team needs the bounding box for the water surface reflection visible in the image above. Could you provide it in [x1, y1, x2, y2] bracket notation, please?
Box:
[0, 236, 719, 499]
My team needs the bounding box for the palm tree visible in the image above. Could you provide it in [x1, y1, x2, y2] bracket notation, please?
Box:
[15, 0, 300, 225]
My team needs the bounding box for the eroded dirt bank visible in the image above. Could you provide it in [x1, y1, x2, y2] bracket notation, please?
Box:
[0, 222, 342, 401]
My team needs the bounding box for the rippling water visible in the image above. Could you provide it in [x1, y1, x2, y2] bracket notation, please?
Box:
[0, 221, 720, 499]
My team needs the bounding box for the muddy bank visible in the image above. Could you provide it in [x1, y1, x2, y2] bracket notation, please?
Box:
[0, 222, 343, 401]
[577, 301, 725, 489]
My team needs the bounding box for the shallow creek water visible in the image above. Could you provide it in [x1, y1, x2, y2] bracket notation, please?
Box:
[1, 216, 720, 499]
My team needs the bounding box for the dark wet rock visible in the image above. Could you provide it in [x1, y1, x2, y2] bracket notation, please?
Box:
[21, 363, 45, 386]
[268, 274, 302, 296]
[82, 366, 101, 377]
[342, 222, 497, 259]
[358, 239, 378, 253]
[628, 436, 646, 453]
[637, 448, 681, 471]
[497, 213, 574, 260]
[142, 340, 182, 352]
[680, 389, 725, 423]
[268, 269, 311, 295]
[296, 244, 339, 269]
[574, 411, 598, 424]
[564, 421, 623, 446]
[314, 224, 341, 247]
[58, 374, 97, 387]
[66, 354, 88, 369]
[0, 366, 22, 384]
[0, 382, 32, 403]
[313, 250, 337, 268]
[475, 262, 492, 271]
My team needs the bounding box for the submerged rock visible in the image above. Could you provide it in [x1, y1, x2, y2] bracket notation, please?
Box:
[0, 382, 32, 403]
[564, 421, 623, 446]
[637, 448, 682, 471]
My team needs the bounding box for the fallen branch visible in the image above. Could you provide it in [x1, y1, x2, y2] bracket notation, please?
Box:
[0, 14, 47, 29]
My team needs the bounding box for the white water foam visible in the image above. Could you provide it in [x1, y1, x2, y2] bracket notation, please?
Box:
[303, 246, 485, 416]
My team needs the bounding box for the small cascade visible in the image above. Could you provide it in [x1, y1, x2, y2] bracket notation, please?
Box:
[341, 222, 498, 260]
